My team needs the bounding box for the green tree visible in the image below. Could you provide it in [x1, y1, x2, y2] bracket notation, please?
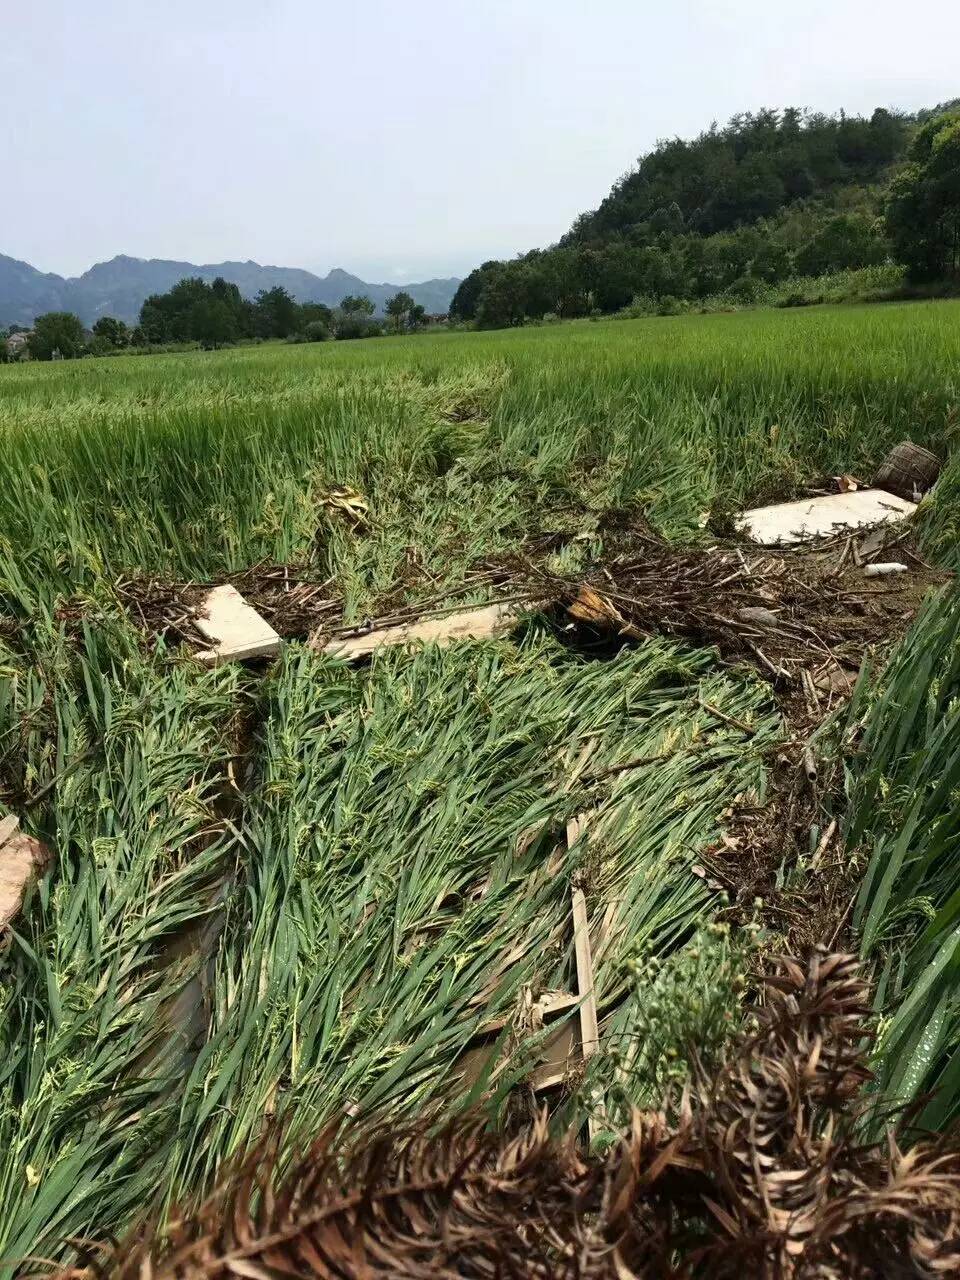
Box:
[139, 277, 209, 343]
[254, 286, 300, 338]
[139, 277, 251, 344]
[886, 111, 960, 281]
[139, 296, 170, 344]
[385, 290, 415, 332]
[476, 269, 528, 328]
[588, 245, 638, 311]
[334, 295, 377, 339]
[92, 316, 129, 348]
[408, 303, 426, 330]
[300, 302, 333, 330]
[543, 248, 588, 318]
[339, 294, 375, 317]
[449, 262, 500, 321]
[795, 214, 886, 277]
[302, 319, 330, 342]
[189, 299, 237, 349]
[28, 312, 86, 360]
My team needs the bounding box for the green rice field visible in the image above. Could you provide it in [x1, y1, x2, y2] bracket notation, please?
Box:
[2, 301, 960, 1267]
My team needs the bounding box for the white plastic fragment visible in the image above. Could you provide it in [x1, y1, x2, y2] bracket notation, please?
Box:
[195, 584, 281, 665]
[863, 562, 909, 577]
[737, 489, 916, 547]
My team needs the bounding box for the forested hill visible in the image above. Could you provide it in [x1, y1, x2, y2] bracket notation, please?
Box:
[451, 103, 958, 326]
[565, 108, 907, 242]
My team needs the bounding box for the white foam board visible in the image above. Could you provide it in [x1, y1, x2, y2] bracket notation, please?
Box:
[195, 584, 281, 664]
[737, 488, 916, 547]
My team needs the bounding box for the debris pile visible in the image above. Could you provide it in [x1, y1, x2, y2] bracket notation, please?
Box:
[111, 443, 946, 690]
[538, 525, 947, 707]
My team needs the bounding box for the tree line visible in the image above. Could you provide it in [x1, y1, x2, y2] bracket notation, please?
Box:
[3, 281, 431, 361]
[451, 105, 960, 327]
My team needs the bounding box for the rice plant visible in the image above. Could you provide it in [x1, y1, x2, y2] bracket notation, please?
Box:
[847, 586, 960, 1129]
[167, 633, 780, 1201]
[1, 300, 958, 1265]
[0, 623, 243, 1264]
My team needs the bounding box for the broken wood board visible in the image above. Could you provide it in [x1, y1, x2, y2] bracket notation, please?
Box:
[455, 992, 582, 1094]
[737, 488, 916, 547]
[321, 601, 526, 662]
[568, 814, 604, 1141]
[195, 584, 281, 664]
[567, 816, 600, 1063]
[0, 816, 53, 929]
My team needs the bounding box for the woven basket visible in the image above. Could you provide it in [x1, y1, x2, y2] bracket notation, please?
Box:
[873, 442, 940, 501]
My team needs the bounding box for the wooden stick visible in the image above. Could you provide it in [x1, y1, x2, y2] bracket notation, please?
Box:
[0, 815, 20, 850]
[699, 699, 756, 737]
[809, 817, 838, 871]
[567, 815, 603, 1140]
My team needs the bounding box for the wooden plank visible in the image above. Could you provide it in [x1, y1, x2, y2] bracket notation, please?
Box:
[0, 826, 53, 929]
[568, 816, 600, 1061]
[567, 814, 605, 1141]
[195, 584, 281, 665]
[529, 1017, 580, 1091]
[321, 601, 524, 662]
[0, 814, 20, 850]
[455, 991, 581, 1093]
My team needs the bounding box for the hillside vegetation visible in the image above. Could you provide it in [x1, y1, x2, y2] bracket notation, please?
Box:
[452, 104, 960, 325]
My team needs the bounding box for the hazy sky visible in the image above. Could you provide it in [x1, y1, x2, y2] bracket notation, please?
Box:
[3, 1, 958, 283]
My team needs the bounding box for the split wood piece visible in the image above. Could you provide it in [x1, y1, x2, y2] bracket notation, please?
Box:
[737, 488, 917, 547]
[456, 992, 581, 1093]
[529, 1015, 582, 1092]
[0, 815, 54, 930]
[195, 584, 282, 665]
[320, 601, 526, 662]
[568, 816, 600, 1061]
[458, 766, 605, 1120]
[813, 661, 854, 698]
[568, 814, 604, 1140]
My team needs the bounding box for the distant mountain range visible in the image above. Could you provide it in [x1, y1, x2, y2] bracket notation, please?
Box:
[0, 253, 461, 329]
